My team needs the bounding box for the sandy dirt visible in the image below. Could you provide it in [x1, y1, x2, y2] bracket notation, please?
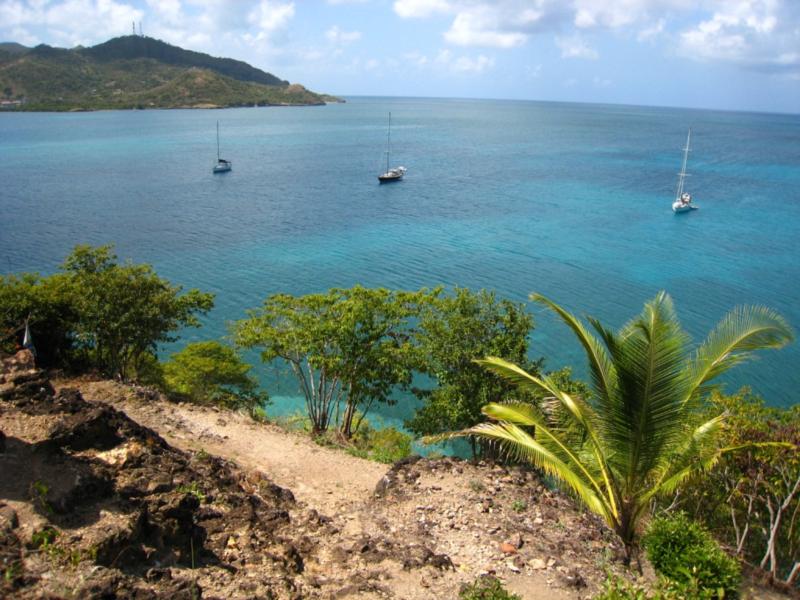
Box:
[45, 376, 788, 600]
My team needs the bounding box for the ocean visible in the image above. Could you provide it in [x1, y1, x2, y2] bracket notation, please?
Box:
[1, 97, 798, 426]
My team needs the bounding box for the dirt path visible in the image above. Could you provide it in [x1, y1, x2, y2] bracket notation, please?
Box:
[57, 379, 387, 516]
[53, 378, 589, 599]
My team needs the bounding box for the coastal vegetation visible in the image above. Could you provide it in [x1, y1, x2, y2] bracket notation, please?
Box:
[643, 513, 742, 597]
[2, 244, 798, 596]
[670, 389, 800, 587]
[442, 292, 793, 565]
[234, 286, 430, 437]
[0, 245, 213, 379]
[0, 35, 338, 111]
[161, 340, 268, 417]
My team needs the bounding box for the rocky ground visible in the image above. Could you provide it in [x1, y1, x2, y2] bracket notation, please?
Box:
[0, 351, 786, 599]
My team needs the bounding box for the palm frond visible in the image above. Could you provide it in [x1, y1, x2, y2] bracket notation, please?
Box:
[643, 414, 727, 501]
[477, 358, 621, 517]
[605, 293, 693, 490]
[689, 305, 793, 394]
[481, 402, 607, 500]
[460, 421, 613, 520]
[530, 293, 619, 405]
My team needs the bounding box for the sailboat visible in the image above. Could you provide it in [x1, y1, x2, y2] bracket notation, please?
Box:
[672, 129, 697, 213]
[213, 120, 232, 174]
[378, 112, 406, 183]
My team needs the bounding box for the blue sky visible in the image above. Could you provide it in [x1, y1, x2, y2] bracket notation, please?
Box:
[1, 0, 799, 113]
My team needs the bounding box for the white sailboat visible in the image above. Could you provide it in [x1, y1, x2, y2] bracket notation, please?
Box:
[378, 112, 406, 183]
[213, 120, 232, 174]
[672, 129, 697, 213]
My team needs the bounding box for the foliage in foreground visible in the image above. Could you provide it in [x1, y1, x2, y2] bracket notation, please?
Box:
[406, 288, 536, 458]
[593, 574, 732, 600]
[450, 292, 793, 562]
[235, 286, 431, 437]
[671, 389, 800, 586]
[307, 413, 414, 464]
[64, 245, 214, 379]
[643, 513, 741, 597]
[162, 340, 268, 415]
[0, 245, 214, 379]
[351, 423, 413, 464]
[459, 575, 521, 600]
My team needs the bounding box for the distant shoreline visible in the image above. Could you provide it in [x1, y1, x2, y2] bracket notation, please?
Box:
[2, 97, 346, 113]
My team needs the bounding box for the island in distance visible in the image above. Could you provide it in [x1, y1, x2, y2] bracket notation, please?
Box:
[0, 35, 342, 111]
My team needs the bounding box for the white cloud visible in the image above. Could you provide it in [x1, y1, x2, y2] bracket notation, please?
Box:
[7, 26, 39, 46]
[247, 1, 295, 33]
[403, 51, 429, 67]
[0, 0, 143, 46]
[430, 47, 494, 73]
[325, 25, 361, 44]
[444, 9, 528, 48]
[452, 53, 494, 72]
[394, 1, 565, 48]
[556, 34, 598, 59]
[393, 0, 451, 19]
[146, 0, 183, 25]
[677, 0, 799, 74]
[637, 18, 665, 42]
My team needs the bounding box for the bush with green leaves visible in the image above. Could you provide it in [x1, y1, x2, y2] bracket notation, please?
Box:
[363, 426, 413, 463]
[593, 573, 737, 600]
[63, 245, 214, 379]
[1, 245, 214, 379]
[162, 340, 267, 415]
[642, 513, 741, 598]
[667, 389, 800, 586]
[459, 575, 521, 600]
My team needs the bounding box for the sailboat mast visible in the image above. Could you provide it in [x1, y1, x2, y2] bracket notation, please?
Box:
[386, 112, 391, 172]
[675, 128, 691, 200]
[216, 120, 221, 161]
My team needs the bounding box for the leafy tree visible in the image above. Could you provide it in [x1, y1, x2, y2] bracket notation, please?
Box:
[0, 272, 77, 367]
[450, 292, 792, 563]
[406, 288, 535, 458]
[63, 245, 214, 379]
[234, 286, 430, 437]
[163, 341, 267, 414]
[674, 389, 800, 586]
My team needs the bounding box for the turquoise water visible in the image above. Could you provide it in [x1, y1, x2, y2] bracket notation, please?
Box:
[1, 97, 799, 424]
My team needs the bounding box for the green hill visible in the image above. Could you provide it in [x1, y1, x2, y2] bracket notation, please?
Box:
[0, 35, 340, 111]
[0, 42, 30, 55]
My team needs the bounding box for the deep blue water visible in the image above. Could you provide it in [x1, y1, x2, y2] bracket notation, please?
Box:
[1, 97, 799, 426]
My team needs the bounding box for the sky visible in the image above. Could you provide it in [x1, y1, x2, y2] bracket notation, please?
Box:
[1, 0, 799, 114]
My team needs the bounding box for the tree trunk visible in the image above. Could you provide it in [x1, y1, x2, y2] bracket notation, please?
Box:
[341, 399, 356, 439]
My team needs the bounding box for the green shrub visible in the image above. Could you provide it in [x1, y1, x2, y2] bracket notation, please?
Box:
[642, 513, 740, 598]
[593, 574, 730, 600]
[366, 426, 412, 463]
[163, 340, 267, 414]
[459, 575, 521, 600]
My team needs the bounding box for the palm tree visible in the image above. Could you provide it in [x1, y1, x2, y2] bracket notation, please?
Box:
[454, 292, 793, 563]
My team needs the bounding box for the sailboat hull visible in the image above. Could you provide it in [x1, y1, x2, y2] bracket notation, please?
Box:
[378, 173, 403, 183]
[672, 202, 697, 213]
[378, 166, 406, 183]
